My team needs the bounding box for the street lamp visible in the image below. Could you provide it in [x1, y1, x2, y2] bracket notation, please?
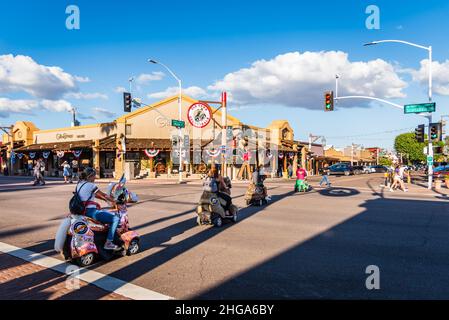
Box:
[148, 59, 183, 183]
[365, 39, 434, 189]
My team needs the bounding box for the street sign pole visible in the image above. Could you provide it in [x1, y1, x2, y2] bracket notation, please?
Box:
[427, 46, 433, 190]
[221, 92, 227, 177]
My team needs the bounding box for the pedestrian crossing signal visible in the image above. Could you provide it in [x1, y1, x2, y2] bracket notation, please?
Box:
[123, 92, 132, 113]
[324, 91, 334, 112]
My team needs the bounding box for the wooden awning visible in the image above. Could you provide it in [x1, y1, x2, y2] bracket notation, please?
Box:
[15, 140, 93, 152]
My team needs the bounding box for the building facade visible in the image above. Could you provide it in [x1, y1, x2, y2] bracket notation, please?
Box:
[2, 94, 319, 179]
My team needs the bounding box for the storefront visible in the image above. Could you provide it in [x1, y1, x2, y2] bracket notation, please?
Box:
[2, 94, 301, 180]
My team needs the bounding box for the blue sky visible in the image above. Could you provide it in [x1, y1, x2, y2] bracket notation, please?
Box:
[1, 0, 449, 149]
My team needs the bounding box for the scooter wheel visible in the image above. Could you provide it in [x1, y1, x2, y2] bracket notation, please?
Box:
[212, 216, 223, 228]
[126, 239, 140, 256]
[76, 253, 95, 267]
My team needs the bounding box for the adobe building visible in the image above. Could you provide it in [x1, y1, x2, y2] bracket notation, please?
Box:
[1, 94, 322, 179]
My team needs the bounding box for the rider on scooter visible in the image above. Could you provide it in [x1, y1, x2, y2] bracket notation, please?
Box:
[204, 168, 232, 212]
[77, 167, 120, 251]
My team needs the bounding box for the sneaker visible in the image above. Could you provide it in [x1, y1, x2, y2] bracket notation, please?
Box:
[404, 189, 409, 193]
[104, 241, 121, 251]
[389, 188, 394, 192]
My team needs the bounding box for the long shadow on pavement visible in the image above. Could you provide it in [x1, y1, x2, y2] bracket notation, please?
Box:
[193, 191, 449, 299]
[59, 189, 296, 300]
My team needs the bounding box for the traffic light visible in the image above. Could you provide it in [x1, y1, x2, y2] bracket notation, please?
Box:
[123, 92, 132, 112]
[324, 91, 334, 112]
[429, 122, 442, 142]
[415, 125, 425, 143]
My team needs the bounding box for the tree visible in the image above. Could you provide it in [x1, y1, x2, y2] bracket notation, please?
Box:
[379, 157, 392, 166]
[394, 133, 426, 163]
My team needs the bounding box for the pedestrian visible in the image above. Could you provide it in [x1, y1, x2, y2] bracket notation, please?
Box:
[62, 161, 72, 184]
[390, 164, 408, 192]
[33, 158, 45, 186]
[288, 164, 293, 179]
[319, 164, 331, 188]
[71, 159, 79, 182]
[27, 162, 33, 176]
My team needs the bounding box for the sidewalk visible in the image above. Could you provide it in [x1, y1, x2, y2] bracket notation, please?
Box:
[0, 253, 129, 300]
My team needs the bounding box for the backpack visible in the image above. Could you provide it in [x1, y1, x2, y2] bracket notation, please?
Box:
[203, 177, 218, 193]
[69, 182, 89, 215]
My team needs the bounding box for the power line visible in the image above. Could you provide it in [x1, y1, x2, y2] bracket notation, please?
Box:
[326, 127, 415, 139]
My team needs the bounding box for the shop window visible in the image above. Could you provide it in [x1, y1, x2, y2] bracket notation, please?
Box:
[126, 124, 132, 135]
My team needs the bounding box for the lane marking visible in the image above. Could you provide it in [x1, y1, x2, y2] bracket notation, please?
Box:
[0, 241, 172, 300]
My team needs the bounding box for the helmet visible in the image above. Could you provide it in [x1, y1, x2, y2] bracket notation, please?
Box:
[84, 167, 97, 178]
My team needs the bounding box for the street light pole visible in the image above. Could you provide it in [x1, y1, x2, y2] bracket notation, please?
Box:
[148, 59, 183, 183]
[364, 40, 434, 189]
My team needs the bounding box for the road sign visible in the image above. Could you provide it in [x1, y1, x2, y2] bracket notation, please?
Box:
[427, 155, 433, 165]
[171, 119, 185, 129]
[187, 102, 212, 128]
[404, 102, 436, 114]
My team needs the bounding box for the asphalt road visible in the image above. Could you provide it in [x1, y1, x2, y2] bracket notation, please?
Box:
[1, 173, 449, 299]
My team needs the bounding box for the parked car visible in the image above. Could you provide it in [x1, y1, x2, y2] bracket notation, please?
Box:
[363, 166, 373, 174]
[370, 165, 389, 173]
[352, 165, 365, 175]
[328, 163, 354, 176]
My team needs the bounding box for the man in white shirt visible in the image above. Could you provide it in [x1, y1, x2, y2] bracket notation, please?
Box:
[77, 168, 120, 251]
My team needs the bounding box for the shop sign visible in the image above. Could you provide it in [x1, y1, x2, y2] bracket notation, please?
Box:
[187, 102, 212, 129]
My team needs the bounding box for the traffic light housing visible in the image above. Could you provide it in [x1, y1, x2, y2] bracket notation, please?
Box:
[429, 122, 442, 142]
[324, 91, 334, 112]
[415, 125, 425, 143]
[123, 92, 132, 113]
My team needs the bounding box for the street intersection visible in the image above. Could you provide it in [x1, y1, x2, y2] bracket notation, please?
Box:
[1, 173, 449, 299]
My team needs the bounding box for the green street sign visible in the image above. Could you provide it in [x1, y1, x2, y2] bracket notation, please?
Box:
[171, 119, 185, 128]
[404, 103, 436, 114]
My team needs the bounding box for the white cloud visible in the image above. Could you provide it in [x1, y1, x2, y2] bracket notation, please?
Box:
[77, 113, 96, 120]
[0, 98, 75, 118]
[115, 86, 127, 93]
[148, 86, 207, 100]
[0, 98, 38, 118]
[136, 72, 165, 84]
[65, 92, 108, 100]
[0, 54, 78, 99]
[41, 99, 73, 112]
[208, 51, 408, 109]
[74, 76, 91, 83]
[92, 107, 117, 119]
[411, 59, 449, 96]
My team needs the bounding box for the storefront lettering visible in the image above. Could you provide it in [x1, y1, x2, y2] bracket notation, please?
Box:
[56, 133, 86, 140]
[56, 133, 74, 140]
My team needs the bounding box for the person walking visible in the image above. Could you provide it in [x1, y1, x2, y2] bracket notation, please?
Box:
[390, 164, 408, 192]
[319, 164, 331, 188]
[33, 158, 45, 186]
[62, 161, 72, 184]
[71, 159, 79, 182]
[287, 164, 293, 179]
